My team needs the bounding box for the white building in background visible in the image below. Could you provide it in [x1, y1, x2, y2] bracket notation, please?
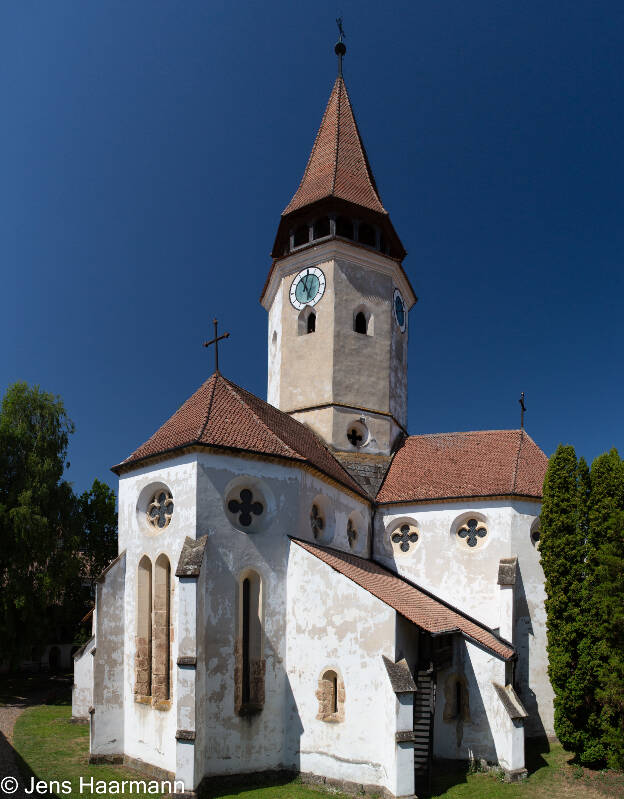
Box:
[74, 40, 553, 799]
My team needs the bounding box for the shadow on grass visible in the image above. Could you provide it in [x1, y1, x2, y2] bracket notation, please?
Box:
[197, 770, 298, 799]
[525, 735, 551, 776]
[0, 673, 72, 707]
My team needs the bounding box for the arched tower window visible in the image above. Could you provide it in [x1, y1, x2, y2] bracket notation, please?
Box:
[354, 312, 367, 334]
[152, 554, 171, 704]
[236, 571, 265, 715]
[335, 216, 354, 240]
[358, 223, 376, 247]
[135, 556, 152, 699]
[298, 306, 317, 336]
[307, 312, 316, 334]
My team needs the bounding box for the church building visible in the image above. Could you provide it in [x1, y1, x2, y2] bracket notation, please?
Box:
[73, 38, 553, 799]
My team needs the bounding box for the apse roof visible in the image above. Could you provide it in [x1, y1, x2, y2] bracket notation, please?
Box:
[283, 76, 386, 216]
[377, 430, 548, 504]
[112, 372, 366, 498]
[293, 538, 515, 660]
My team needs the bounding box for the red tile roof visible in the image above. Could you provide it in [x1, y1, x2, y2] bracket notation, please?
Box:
[377, 430, 548, 504]
[113, 372, 367, 498]
[293, 539, 514, 660]
[283, 77, 386, 216]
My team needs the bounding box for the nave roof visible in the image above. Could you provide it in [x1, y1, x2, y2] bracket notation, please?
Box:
[293, 538, 515, 660]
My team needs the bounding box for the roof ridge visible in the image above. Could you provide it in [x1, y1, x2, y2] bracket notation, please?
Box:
[407, 429, 523, 438]
[340, 79, 384, 208]
[331, 77, 342, 196]
[217, 377, 302, 461]
[196, 373, 219, 442]
[511, 429, 524, 494]
[224, 377, 366, 493]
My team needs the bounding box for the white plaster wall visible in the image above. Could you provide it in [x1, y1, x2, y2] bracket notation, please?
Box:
[117, 454, 199, 774]
[267, 283, 282, 408]
[434, 640, 513, 767]
[377, 498, 554, 742]
[72, 637, 95, 719]
[192, 451, 370, 782]
[286, 543, 399, 794]
[510, 501, 554, 738]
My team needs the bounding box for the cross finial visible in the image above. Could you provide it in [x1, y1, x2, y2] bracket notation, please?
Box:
[335, 17, 346, 77]
[519, 392, 526, 429]
[203, 319, 230, 373]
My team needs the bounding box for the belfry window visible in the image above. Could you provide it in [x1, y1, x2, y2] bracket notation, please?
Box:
[293, 224, 309, 247]
[354, 312, 367, 334]
[335, 216, 354, 239]
[307, 312, 316, 334]
[313, 217, 330, 239]
[236, 571, 264, 715]
[358, 223, 375, 247]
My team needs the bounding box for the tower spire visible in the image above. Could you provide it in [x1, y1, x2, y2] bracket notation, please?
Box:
[335, 17, 346, 77]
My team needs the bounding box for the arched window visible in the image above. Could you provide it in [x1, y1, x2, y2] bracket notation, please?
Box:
[236, 571, 264, 714]
[307, 312, 316, 334]
[313, 217, 330, 239]
[152, 554, 171, 704]
[354, 312, 367, 334]
[298, 307, 317, 336]
[358, 223, 376, 247]
[293, 224, 309, 247]
[316, 668, 345, 722]
[135, 556, 152, 699]
[335, 216, 354, 240]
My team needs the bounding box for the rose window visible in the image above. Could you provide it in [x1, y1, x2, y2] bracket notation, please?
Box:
[228, 489, 264, 527]
[391, 523, 418, 553]
[147, 490, 174, 530]
[458, 518, 487, 547]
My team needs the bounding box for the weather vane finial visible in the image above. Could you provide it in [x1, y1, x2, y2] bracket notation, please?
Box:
[335, 17, 346, 77]
[203, 319, 230, 374]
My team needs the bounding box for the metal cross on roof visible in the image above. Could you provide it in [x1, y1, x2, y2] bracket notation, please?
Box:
[519, 392, 526, 429]
[203, 319, 230, 373]
[335, 17, 346, 76]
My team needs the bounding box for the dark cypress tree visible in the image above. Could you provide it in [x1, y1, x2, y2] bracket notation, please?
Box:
[540, 445, 588, 754]
[588, 449, 624, 768]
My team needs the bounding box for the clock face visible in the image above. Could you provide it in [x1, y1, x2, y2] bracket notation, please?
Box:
[393, 289, 406, 332]
[290, 267, 326, 310]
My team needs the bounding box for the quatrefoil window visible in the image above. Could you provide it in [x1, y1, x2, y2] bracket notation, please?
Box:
[147, 490, 174, 530]
[391, 524, 418, 553]
[310, 504, 324, 539]
[458, 518, 487, 547]
[228, 489, 263, 527]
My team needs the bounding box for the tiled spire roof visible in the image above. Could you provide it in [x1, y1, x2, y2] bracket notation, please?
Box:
[283, 76, 386, 216]
[377, 430, 548, 504]
[112, 372, 366, 498]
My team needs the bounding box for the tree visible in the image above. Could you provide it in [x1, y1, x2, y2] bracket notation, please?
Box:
[539, 445, 589, 757]
[0, 382, 118, 665]
[541, 444, 624, 767]
[588, 450, 624, 768]
[78, 478, 118, 588]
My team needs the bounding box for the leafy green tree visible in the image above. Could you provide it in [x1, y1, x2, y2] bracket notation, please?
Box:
[0, 382, 118, 666]
[539, 445, 589, 756]
[0, 382, 79, 662]
[78, 478, 118, 588]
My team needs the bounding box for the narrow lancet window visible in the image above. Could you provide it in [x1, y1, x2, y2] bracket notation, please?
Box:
[307, 312, 316, 334]
[153, 554, 171, 703]
[236, 571, 264, 714]
[135, 556, 152, 699]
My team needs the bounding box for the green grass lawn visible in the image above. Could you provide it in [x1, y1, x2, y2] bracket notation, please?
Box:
[11, 704, 624, 799]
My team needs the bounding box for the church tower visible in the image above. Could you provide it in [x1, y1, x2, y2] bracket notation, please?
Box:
[261, 40, 416, 457]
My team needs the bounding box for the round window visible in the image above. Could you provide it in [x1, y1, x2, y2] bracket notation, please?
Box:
[147, 489, 174, 530]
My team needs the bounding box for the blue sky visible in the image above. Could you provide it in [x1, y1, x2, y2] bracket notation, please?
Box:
[2, 1, 623, 494]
